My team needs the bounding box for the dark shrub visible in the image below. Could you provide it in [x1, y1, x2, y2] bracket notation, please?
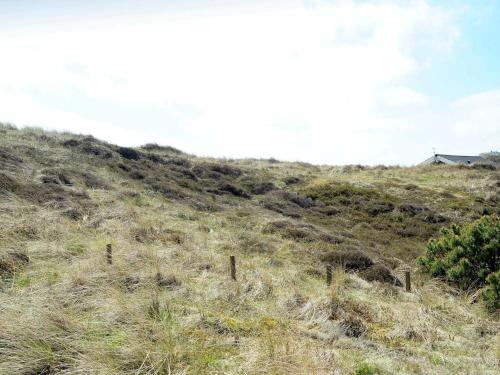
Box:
[405, 184, 419, 191]
[260, 190, 316, 218]
[312, 206, 340, 216]
[145, 153, 164, 164]
[62, 139, 80, 147]
[475, 196, 486, 204]
[419, 212, 447, 224]
[373, 164, 390, 170]
[272, 190, 315, 208]
[193, 162, 242, 178]
[117, 147, 141, 160]
[472, 163, 496, 171]
[286, 192, 315, 208]
[189, 199, 219, 212]
[366, 201, 395, 216]
[141, 143, 184, 154]
[418, 215, 500, 312]
[0, 147, 23, 166]
[340, 315, 367, 337]
[211, 163, 241, 176]
[61, 207, 84, 220]
[245, 181, 276, 195]
[58, 173, 72, 186]
[169, 165, 198, 180]
[117, 163, 131, 172]
[142, 143, 164, 150]
[260, 199, 302, 219]
[0, 251, 29, 279]
[8, 252, 29, 265]
[304, 182, 380, 207]
[396, 225, 420, 238]
[261, 198, 302, 218]
[40, 169, 73, 186]
[146, 180, 186, 199]
[155, 273, 181, 289]
[40, 175, 60, 184]
[263, 220, 342, 244]
[284, 176, 301, 185]
[80, 172, 107, 189]
[20, 183, 67, 203]
[399, 203, 426, 216]
[361, 264, 402, 286]
[123, 276, 140, 292]
[321, 249, 373, 270]
[165, 157, 191, 168]
[342, 164, 366, 173]
[315, 231, 343, 244]
[80, 139, 114, 159]
[217, 183, 250, 198]
[440, 191, 455, 198]
[129, 170, 146, 180]
[19, 183, 90, 207]
[0, 173, 19, 193]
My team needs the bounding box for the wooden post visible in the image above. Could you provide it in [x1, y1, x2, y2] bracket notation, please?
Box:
[230, 255, 236, 281]
[106, 244, 112, 264]
[405, 270, 411, 292]
[155, 272, 162, 286]
[326, 265, 332, 286]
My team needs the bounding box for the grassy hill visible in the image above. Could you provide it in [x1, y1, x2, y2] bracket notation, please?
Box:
[0, 123, 498, 375]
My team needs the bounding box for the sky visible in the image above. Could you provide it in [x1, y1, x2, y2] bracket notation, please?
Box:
[0, 0, 499, 165]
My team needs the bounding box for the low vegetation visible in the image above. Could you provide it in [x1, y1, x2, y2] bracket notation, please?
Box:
[0, 123, 498, 374]
[419, 214, 499, 311]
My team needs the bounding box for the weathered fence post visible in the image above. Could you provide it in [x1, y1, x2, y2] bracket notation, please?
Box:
[326, 265, 332, 286]
[405, 270, 411, 292]
[155, 272, 162, 286]
[106, 244, 113, 265]
[230, 255, 236, 281]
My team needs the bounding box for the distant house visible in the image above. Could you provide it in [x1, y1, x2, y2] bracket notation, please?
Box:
[420, 154, 484, 166]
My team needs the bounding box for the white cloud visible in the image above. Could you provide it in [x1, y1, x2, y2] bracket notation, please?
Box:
[381, 87, 428, 107]
[449, 90, 500, 137]
[0, 89, 154, 145]
[0, 0, 494, 165]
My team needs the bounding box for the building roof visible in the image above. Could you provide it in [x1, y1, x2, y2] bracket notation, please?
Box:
[420, 154, 485, 165]
[435, 154, 484, 164]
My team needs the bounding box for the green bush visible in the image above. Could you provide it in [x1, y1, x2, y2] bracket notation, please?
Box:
[482, 271, 499, 311]
[354, 362, 381, 375]
[419, 215, 499, 311]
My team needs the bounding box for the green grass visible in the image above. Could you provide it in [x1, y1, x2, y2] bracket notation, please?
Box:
[355, 362, 382, 375]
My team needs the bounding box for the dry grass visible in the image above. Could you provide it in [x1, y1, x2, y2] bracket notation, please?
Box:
[0, 124, 498, 374]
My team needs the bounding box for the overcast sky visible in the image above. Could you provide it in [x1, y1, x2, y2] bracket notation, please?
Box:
[0, 0, 499, 165]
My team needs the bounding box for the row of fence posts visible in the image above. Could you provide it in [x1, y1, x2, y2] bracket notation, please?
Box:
[104, 245, 412, 291]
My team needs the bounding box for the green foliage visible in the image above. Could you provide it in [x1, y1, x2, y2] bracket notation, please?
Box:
[419, 215, 500, 311]
[354, 362, 381, 375]
[481, 271, 499, 312]
[65, 241, 87, 255]
[14, 275, 32, 288]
